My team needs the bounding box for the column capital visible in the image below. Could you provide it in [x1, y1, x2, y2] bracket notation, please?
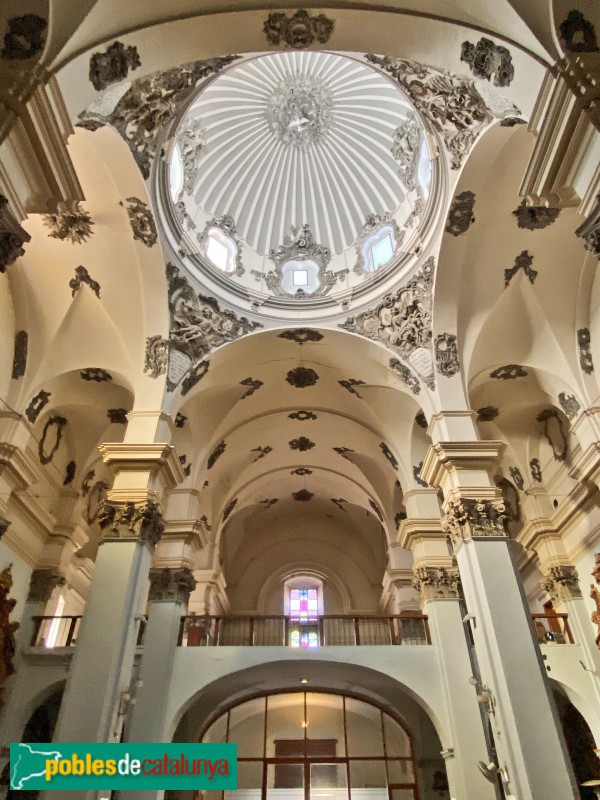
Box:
[421, 440, 505, 490]
[443, 498, 509, 553]
[27, 568, 65, 604]
[148, 567, 196, 605]
[98, 501, 165, 547]
[413, 565, 461, 602]
[541, 565, 582, 603]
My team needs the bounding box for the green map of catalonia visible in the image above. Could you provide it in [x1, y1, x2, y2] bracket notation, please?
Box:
[11, 743, 62, 789]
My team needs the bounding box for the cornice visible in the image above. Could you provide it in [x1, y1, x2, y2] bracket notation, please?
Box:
[162, 518, 209, 550]
[99, 442, 185, 488]
[420, 440, 505, 487]
[397, 518, 444, 549]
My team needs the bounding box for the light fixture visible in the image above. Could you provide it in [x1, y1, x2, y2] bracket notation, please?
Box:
[300, 677, 308, 684]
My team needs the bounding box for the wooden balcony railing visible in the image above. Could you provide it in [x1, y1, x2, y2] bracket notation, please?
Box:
[532, 612, 575, 644]
[30, 615, 82, 647]
[28, 612, 575, 650]
[177, 614, 432, 647]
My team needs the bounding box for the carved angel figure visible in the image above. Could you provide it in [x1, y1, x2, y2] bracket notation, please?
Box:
[0, 565, 19, 704]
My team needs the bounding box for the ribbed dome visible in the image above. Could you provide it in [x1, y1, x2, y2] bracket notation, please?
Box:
[182, 51, 415, 256]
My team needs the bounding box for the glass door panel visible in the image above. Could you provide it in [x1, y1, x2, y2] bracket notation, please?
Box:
[267, 762, 305, 800]
[310, 762, 347, 790]
[227, 761, 263, 800]
[386, 760, 415, 784]
[389, 788, 417, 800]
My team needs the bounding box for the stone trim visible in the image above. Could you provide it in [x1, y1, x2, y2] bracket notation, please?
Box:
[413, 566, 461, 601]
[148, 567, 196, 604]
[27, 569, 66, 604]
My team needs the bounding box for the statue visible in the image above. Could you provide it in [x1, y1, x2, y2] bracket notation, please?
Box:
[0, 565, 19, 704]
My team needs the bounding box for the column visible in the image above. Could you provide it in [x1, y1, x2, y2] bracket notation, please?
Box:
[43, 442, 183, 800]
[422, 436, 579, 799]
[115, 567, 196, 800]
[399, 489, 496, 800]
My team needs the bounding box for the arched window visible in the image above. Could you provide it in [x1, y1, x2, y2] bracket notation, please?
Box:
[201, 691, 420, 800]
[284, 576, 323, 648]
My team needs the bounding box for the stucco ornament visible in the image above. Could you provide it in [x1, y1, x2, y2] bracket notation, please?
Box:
[42, 205, 95, 244]
[0, 196, 30, 272]
[542, 566, 581, 604]
[144, 336, 169, 379]
[148, 568, 196, 605]
[89, 41, 141, 90]
[263, 10, 334, 49]
[413, 566, 461, 601]
[79, 56, 239, 178]
[592, 554, 600, 649]
[577, 328, 594, 374]
[391, 113, 421, 191]
[445, 191, 476, 236]
[0, 566, 19, 705]
[98, 501, 165, 547]
[389, 359, 421, 395]
[69, 265, 100, 298]
[197, 215, 244, 276]
[176, 119, 206, 195]
[11, 331, 27, 380]
[1, 15, 46, 59]
[267, 224, 334, 297]
[353, 213, 404, 275]
[504, 250, 537, 287]
[367, 55, 518, 169]
[558, 392, 580, 420]
[124, 197, 157, 247]
[512, 200, 560, 231]
[443, 498, 508, 550]
[576, 195, 600, 258]
[434, 333, 459, 377]
[342, 257, 434, 364]
[167, 264, 261, 365]
[460, 38, 514, 87]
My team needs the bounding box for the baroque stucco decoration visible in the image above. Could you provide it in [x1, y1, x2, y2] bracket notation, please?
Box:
[107, 408, 128, 424]
[445, 191, 476, 236]
[166, 263, 261, 390]
[180, 360, 210, 396]
[339, 379, 366, 398]
[63, 460, 76, 485]
[477, 407, 499, 422]
[279, 329, 323, 344]
[558, 11, 599, 54]
[1, 15, 46, 60]
[198, 216, 244, 276]
[286, 367, 319, 388]
[148, 568, 196, 605]
[577, 328, 594, 374]
[343, 257, 434, 378]
[289, 437, 315, 452]
[434, 333, 460, 377]
[27, 569, 65, 604]
[380, 442, 399, 470]
[0, 566, 18, 705]
[207, 441, 226, 470]
[80, 368, 112, 382]
[293, 489, 314, 501]
[512, 200, 560, 230]
[11, 331, 27, 380]
[530, 458, 543, 483]
[42, 205, 94, 244]
[591, 554, 600, 649]
[144, 336, 168, 379]
[460, 38, 514, 87]
[389, 359, 421, 395]
[490, 364, 528, 380]
[443, 498, 508, 550]
[89, 41, 141, 90]
[508, 466, 524, 490]
[576, 195, 600, 258]
[124, 197, 157, 247]
[353, 213, 404, 275]
[413, 566, 461, 601]
[0, 196, 30, 273]
[70, 265, 100, 298]
[289, 410, 317, 421]
[391, 113, 421, 191]
[537, 408, 568, 462]
[367, 55, 519, 169]
[504, 250, 537, 287]
[558, 392, 581, 420]
[542, 565, 582, 604]
[267, 225, 334, 298]
[239, 377, 263, 398]
[25, 390, 51, 423]
[38, 416, 67, 465]
[79, 56, 239, 178]
[177, 119, 206, 195]
[98, 501, 165, 547]
[263, 10, 334, 49]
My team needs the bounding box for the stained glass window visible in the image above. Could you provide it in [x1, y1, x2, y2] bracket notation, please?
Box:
[290, 588, 318, 620]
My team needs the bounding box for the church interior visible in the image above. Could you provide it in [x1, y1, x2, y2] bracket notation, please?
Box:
[1, 1, 600, 798]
